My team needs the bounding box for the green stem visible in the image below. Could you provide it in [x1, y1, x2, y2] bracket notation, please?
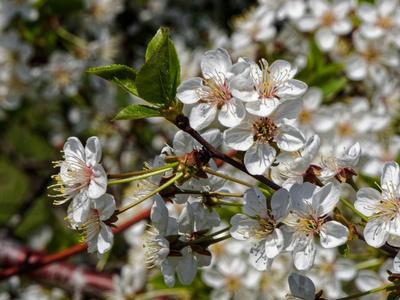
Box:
[108, 167, 174, 186]
[176, 189, 243, 198]
[213, 200, 243, 207]
[135, 288, 191, 300]
[108, 162, 179, 179]
[356, 258, 383, 270]
[182, 226, 232, 247]
[116, 172, 184, 215]
[205, 168, 271, 195]
[347, 176, 360, 192]
[340, 197, 369, 222]
[206, 234, 232, 245]
[335, 283, 395, 300]
[56, 27, 88, 49]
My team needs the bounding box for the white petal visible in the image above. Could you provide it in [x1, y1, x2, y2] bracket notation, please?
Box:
[218, 98, 245, 127]
[364, 218, 389, 247]
[314, 182, 341, 216]
[293, 240, 316, 270]
[275, 125, 305, 152]
[176, 77, 203, 104]
[245, 98, 279, 117]
[288, 273, 316, 299]
[297, 17, 319, 32]
[319, 221, 349, 248]
[315, 28, 337, 52]
[88, 165, 107, 199]
[290, 183, 317, 214]
[264, 229, 284, 258]
[243, 186, 267, 217]
[85, 136, 102, 166]
[161, 260, 176, 287]
[223, 122, 253, 151]
[273, 98, 304, 124]
[64, 137, 85, 163]
[151, 195, 169, 233]
[95, 193, 116, 220]
[382, 161, 400, 191]
[244, 142, 276, 175]
[230, 214, 259, 240]
[177, 253, 197, 285]
[97, 223, 114, 253]
[189, 102, 217, 131]
[332, 18, 352, 35]
[355, 188, 382, 217]
[172, 130, 194, 156]
[345, 56, 367, 81]
[201, 48, 232, 79]
[271, 188, 291, 221]
[276, 79, 308, 99]
[394, 252, 400, 272]
[249, 240, 273, 271]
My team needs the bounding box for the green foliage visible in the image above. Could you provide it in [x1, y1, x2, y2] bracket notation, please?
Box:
[297, 37, 347, 99]
[113, 104, 161, 121]
[338, 244, 349, 257]
[48, 0, 84, 14]
[87, 65, 139, 97]
[358, 173, 380, 188]
[136, 27, 181, 107]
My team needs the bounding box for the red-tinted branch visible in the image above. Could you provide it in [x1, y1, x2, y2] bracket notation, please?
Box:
[0, 208, 151, 283]
[174, 114, 281, 191]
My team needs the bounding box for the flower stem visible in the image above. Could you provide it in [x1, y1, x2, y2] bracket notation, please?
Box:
[108, 166, 175, 186]
[205, 168, 271, 195]
[174, 114, 281, 191]
[347, 176, 359, 192]
[176, 189, 243, 198]
[108, 162, 179, 179]
[116, 172, 184, 215]
[335, 283, 395, 300]
[356, 258, 383, 270]
[56, 27, 88, 49]
[340, 197, 369, 222]
[135, 288, 191, 300]
[182, 226, 232, 247]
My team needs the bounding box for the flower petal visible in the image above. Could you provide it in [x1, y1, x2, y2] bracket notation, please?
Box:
[85, 136, 102, 166]
[320, 221, 349, 248]
[355, 187, 382, 217]
[244, 142, 276, 175]
[88, 164, 107, 199]
[364, 218, 389, 247]
[189, 102, 217, 131]
[176, 77, 203, 104]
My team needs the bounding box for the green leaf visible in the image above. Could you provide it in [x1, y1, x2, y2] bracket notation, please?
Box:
[320, 76, 347, 99]
[338, 244, 349, 257]
[113, 105, 161, 121]
[87, 64, 139, 97]
[136, 28, 180, 107]
[146, 27, 165, 61]
[358, 173, 380, 188]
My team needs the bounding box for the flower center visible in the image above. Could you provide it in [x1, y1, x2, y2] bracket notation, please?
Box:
[321, 12, 336, 27]
[197, 74, 231, 109]
[252, 117, 278, 143]
[377, 16, 394, 30]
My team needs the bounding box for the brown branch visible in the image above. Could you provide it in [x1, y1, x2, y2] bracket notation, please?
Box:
[0, 208, 151, 283]
[174, 114, 281, 191]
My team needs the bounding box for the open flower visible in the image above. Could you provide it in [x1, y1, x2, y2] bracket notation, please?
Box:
[143, 195, 178, 287]
[230, 186, 291, 270]
[176, 48, 249, 130]
[284, 182, 348, 270]
[69, 193, 116, 259]
[232, 58, 307, 117]
[355, 161, 400, 247]
[50, 136, 107, 205]
[224, 99, 305, 175]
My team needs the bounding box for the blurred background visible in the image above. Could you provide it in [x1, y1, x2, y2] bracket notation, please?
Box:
[1, 0, 400, 299]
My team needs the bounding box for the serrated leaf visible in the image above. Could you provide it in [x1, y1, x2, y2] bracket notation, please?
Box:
[136, 30, 180, 107]
[338, 244, 349, 257]
[146, 27, 166, 61]
[113, 105, 161, 121]
[87, 64, 139, 97]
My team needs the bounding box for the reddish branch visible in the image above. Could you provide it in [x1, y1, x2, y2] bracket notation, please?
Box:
[0, 208, 151, 293]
